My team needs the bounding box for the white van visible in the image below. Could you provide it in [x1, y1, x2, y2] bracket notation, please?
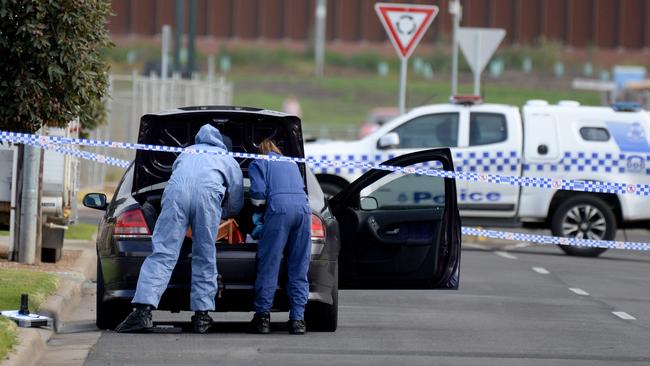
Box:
[306, 98, 650, 257]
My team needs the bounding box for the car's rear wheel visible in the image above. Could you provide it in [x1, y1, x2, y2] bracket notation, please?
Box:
[305, 264, 338, 332]
[96, 258, 131, 330]
[551, 195, 615, 257]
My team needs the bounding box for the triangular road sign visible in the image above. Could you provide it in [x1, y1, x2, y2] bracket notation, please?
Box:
[457, 27, 506, 74]
[375, 3, 439, 60]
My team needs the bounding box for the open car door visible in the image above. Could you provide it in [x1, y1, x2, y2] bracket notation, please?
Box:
[329, 149, 461, 289]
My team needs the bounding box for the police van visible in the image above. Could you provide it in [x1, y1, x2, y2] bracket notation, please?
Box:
[305, 97, 650, 257]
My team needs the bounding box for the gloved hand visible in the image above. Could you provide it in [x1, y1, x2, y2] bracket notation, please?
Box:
[251, 224, 264, 240]
[252, 212, 264, 226]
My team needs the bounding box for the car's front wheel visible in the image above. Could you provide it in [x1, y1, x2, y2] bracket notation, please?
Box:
[96, 258, 132, 330]
[551, 195, 615, 257]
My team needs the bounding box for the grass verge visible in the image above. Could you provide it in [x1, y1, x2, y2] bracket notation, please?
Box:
[64, 223, 97, 241]
[0, 268, 58, 359]
[0, 316, 17, 360]
[0, 223, 96, 241]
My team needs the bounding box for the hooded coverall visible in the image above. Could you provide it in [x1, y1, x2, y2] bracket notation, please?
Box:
[132, 124, 243, 311]
[249, 152, 311, 320]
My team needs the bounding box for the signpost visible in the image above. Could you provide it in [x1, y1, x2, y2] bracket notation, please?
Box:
[457, 27, 506, 95]
[375, 3, 438, 114]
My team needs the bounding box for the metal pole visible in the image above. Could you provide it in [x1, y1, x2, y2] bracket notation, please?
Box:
[473, 32, 482, 95]
[399, 58, 407, 114]
[173, 0, 184, 74]
[187, 0, 197, 76]
[161, 24, 171, 79]
[18, 144, 41, 264]
[450, 0, 461, 96]
[315, 0, 327, 77]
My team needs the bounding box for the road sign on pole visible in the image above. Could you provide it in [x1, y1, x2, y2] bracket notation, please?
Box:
[375, 3, 439, 114]
[457, 27, 506, 95]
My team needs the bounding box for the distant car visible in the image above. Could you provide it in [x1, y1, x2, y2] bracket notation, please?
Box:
[83, 106, 462, 332]
[357, 107, 401, 138]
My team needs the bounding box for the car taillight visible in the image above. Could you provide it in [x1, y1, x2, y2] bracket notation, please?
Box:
[311, 214, 325, 240]
[114, 209, 151, 235]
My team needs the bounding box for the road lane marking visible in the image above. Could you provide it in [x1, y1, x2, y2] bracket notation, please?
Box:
[495, 251, 518, 260]
[532, 267, 550, 274]
[568, 288, 590, 296]
[612, 311, 636, 320]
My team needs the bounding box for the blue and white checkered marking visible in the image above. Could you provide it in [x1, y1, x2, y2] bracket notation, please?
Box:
[2, 130, 650, 197]
[462, 227, 650, 251]
[3, 130, 649, 251]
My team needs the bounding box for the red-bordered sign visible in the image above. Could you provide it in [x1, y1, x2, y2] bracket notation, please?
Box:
[375, 3, 439, 60]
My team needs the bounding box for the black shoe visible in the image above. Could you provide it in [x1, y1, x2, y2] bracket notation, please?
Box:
[250, 312, 270, 334]
[115, 306, 153, 333]
[288, 319, 306, 335]
[191, 311, 213, 334]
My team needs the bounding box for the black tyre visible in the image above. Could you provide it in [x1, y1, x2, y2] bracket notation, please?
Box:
[96, 258, 131, 330]
[305, 264, 338, 332]
[551, 195, 615, 257]
[320, 182, 344, 199]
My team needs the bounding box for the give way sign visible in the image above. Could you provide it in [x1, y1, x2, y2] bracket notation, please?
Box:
[375, 3, 439, 60]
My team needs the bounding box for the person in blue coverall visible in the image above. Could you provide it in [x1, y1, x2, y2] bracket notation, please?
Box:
[249, 139, 311, 335]
[116, 124, 243, 334]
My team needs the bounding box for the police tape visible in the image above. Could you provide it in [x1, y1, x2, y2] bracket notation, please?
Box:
[4, 131, 650, 252]
[2, 130, 650, 197]
[461, 227, 650, 251]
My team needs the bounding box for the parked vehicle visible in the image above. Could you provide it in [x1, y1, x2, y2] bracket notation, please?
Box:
[306, 97, 650, 257]
[0, 122, 80, 262]
[84, 106, 462, 331]
[357, 107, 401, 138]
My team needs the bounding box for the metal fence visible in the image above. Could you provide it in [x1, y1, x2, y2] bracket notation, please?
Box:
[79, 73, 233, 188]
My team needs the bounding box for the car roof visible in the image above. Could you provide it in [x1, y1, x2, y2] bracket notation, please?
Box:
[149, 106, 292, 118]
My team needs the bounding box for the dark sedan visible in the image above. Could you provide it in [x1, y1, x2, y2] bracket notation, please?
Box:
[83, 106, 461, 332]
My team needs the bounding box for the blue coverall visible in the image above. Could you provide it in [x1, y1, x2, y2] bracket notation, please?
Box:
[249, 152, 311, 320]
[132, 124, 243, 311]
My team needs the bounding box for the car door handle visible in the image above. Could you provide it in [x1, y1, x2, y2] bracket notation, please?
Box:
[384, 228, 400, 235]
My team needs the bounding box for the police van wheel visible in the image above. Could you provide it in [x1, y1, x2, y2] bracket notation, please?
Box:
[551, 195, 615, 257]
[320, 182, 344, 199]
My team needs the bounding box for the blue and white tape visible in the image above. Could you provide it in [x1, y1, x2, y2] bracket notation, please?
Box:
[462, 227, 650, 251]
[4, 130, 650, 252]
[2, 130, 650, 197]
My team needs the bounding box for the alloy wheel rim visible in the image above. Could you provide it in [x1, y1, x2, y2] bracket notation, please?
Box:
[561, 204, 607, 240]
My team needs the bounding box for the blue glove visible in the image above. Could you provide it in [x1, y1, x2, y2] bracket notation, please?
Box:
[252, 212, 264, 226]
[251, 224, 264, 240]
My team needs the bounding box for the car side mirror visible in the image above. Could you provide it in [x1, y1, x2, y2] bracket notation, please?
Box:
[360, 196, 378, 211]
[377, 132, 400, 149]
[83, 193, 108, 211]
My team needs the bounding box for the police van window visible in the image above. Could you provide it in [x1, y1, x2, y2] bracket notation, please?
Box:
[580, 127, 610, 142]
[393, 113, 459, 148]
[469, 113, 507, 145]
[360, 163, 446, 210]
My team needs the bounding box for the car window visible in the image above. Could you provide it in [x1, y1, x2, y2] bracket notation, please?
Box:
[392, 113, 459, 148]
[469, 113, 507, 145]
[580, 127, 610, 141]
[360, 162, 446, 210]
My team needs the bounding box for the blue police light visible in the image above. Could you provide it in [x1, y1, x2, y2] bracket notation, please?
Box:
[611, 102, 642, 112]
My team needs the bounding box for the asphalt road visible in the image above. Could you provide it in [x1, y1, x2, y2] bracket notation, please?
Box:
[76, 241, 650, 366]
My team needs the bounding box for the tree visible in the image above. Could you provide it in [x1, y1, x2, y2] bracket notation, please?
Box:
[0, 0, 112, 135]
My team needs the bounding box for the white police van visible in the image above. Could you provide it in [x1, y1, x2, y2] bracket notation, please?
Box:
[306, 97, 650, 257]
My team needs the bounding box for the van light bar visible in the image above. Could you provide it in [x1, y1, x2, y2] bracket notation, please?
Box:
[450, 95, 482, 105]
[611, 102, 642, 112]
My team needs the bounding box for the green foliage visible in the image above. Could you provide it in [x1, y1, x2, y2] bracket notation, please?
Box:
[0, 0, 113, 134]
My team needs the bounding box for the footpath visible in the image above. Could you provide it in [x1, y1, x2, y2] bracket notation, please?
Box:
[1, 237, 97, 366]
